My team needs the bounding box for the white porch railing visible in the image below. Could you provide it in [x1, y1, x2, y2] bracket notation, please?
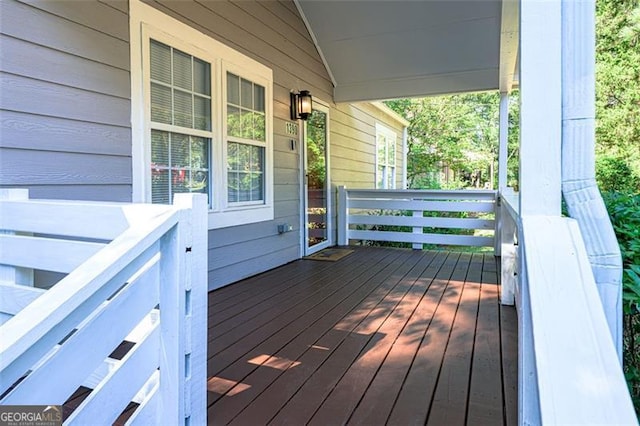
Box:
[0, 190, 207, 425]
[337, 187, 496, 249]
[498, 191, 637, 424]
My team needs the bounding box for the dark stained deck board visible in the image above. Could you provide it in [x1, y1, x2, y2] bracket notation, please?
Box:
[211, 248, 426, 416]
[226, 251, 442, 426]
[209, 250, 389, 340]
[207, 247, 518, 426]
[209, 259, 334, 322]
[265, 250, 441, 425]
[386, 252, 473, 425]
[501, 305, 519, 426]
[425, 252, 483, 425]
[207, 247, 400, 377]
[309, 251, 461, 425]
[467, 255, 504, 424]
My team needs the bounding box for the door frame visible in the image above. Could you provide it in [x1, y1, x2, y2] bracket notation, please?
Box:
[300, 99, 332, 256]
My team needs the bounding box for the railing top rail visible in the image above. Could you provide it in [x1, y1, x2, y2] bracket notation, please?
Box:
[0, 206, 180, 371]
[521, 216, 636, 424]
[500, 191, 520, 221]
[0, 199, 175, 240]
[344, 188, 497, 201]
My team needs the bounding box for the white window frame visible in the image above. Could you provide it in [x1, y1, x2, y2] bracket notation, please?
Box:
[130, 0, 273, 229]
[375, 123, 397, 189]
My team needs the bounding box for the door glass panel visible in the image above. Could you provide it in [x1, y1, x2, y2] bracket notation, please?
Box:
[306, 109, 328, 248]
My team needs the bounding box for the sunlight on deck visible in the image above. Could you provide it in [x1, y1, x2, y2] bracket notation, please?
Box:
[247, 355, 301, 370]
[207, 377, 251, 397]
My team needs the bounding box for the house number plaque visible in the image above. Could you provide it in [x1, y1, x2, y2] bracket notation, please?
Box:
[286, 122, 298, 136]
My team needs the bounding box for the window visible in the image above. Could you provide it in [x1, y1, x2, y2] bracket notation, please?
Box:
[376, 124, 397, 189]
[130, 0, 273, 229]
[149, 40, 212, 204]
[226, 72, 266, 205]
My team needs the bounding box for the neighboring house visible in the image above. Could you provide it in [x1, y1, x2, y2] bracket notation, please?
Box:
[0, 0, 407, 290]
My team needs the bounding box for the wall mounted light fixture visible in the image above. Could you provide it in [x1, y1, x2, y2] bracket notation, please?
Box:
[290, 90, 313, 121]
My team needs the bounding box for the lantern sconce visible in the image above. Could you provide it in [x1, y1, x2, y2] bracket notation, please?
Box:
[290, 90, 313, 121]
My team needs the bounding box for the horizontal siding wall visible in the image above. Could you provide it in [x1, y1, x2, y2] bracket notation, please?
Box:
[330, 103, 405, 189]
[0, 0, 132, 201]
[328, 102, 406, 245]
[144, 0, 334, 289]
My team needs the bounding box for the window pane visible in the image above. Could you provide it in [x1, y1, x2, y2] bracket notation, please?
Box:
[250, 144, 264, 172]
[377, 166, 385, 189]
[238, 172, 250, 202]
[377, 135, 386, 163]
[240, 78, 253, 108]
[171, 133, 189, 167]
[152, 169, 170, 204]
[254, 84, 265, 112]
[174, 90, 193, 128]
[227, 73, 240, 105]
[251, 173, 263, 200]
[193, 58, 210, 95]
[227, 105, 241, 137]
[227, 142, 264, 203]
[173, 49, 192, 90]
[150, 83, 172, 124]
[151, 130, 169, 166]
[194, 95, 211, 131]
[241, 110, 253, 139]
[227, 172, 239, 203]
[254, 113, 266, 142]
[190, 136, 208, 169]
[388, 139, 396, 163]
[151, 131, 210, 206]
[150, 40, 171, 84]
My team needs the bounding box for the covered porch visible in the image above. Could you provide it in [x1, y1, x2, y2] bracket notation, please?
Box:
[206, 247, 517, 425]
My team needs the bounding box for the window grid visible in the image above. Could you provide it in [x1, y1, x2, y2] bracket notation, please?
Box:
[149, 39, 213, 206]
[225, 71, 267, 205]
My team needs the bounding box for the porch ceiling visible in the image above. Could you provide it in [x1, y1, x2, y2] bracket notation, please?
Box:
[295, 0, 518, 102]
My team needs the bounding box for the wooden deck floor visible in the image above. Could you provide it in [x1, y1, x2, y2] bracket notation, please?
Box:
[207, 247, 517, 426]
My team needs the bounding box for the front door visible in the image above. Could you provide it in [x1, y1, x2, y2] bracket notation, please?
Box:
[303, 103, 331, 255]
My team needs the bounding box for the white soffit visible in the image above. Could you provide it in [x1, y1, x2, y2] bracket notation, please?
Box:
[296, 0, 504, 102]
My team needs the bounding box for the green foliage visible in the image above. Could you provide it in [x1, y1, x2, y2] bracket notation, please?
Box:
[596, 0, 640, 179]
[386, 91, 520, 190]
[596, 156, 640, 193]
[603, 191, 640, 410]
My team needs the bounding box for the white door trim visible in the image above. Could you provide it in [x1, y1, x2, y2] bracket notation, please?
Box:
[300, 99, 332, 256]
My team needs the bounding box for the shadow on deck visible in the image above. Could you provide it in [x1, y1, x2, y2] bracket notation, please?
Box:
[206, 246, 518, 425]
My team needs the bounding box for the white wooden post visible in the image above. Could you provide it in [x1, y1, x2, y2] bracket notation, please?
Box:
[495, 92, 510, 255]
[173, 194, 208, 425]
[337, 186, 348, 246]
[0, 189, 34, 286]
[498, 93, 509, 192]
[519, 1, 562, 216]
[158, 214, 186, 425]
[412, 209, 422, 250]
[519, 0, 562, 423]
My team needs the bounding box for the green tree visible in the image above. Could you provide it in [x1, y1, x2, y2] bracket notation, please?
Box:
[596, 0, 640, 181]
[386, 92, 519, 190]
